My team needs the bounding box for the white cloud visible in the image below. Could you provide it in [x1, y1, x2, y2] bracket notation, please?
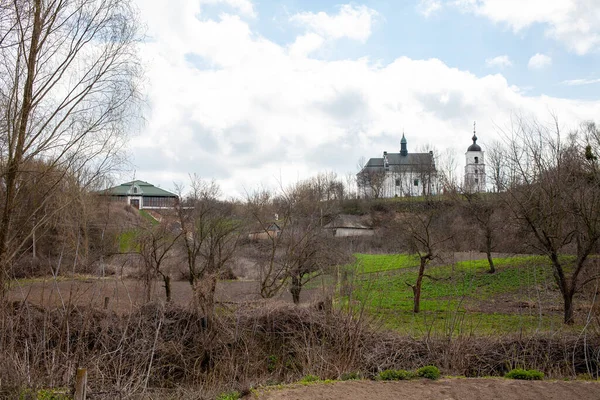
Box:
[132, 0, 600, 197]
[418, 0, 443, 17]
[201, 0, 256, 18]
[290, 4, 379, 43]
[485, 55, 513, 68]
[562, 78, 600, 86]
[289, 33, 326, 58]
[528, 53, 552, 69]
[453, 0, 600, 55]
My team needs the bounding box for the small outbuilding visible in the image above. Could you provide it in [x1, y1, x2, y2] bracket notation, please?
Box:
[248, 222, 281, 240]
[324, 214, 374, 237]
[100, 180, 178, 210]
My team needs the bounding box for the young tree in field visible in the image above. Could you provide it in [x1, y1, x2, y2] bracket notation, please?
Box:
[397, 198, 453, 313]
[281, 176, 348, 304]
[177, 176, 242, 321]
[137, 222, 182, 303]
[247, 173, 349, 304]
[502, 117, 600, 324]
[0, 0, 141, 296]
[245, 188, 289, 299]
[459, 191, 502, 273]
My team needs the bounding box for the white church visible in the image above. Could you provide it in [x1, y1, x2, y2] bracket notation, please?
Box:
[357, 126, 486, 198]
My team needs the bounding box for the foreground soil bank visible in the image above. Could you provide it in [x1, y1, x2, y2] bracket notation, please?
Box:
[254, 378, 600, 400]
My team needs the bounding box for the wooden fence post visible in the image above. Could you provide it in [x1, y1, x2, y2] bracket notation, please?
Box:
[74, 367, 87, 400]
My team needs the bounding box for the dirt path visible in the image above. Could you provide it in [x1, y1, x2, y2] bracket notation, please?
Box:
[254, 379, 600, 400]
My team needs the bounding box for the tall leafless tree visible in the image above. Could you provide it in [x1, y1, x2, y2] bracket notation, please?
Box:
[0, 0, 141, 296]
[502, 116, 600, 324]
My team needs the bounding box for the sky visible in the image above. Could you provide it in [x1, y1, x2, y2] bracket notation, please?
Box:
[127, 0, 600, 197]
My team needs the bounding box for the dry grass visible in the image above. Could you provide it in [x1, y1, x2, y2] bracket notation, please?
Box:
[1, 299, 599, 398]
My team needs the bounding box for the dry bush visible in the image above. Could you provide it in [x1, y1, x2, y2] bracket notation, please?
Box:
[1, 301, 600, 398]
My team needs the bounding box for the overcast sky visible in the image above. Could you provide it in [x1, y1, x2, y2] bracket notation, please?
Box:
[127, 0, 600, 197]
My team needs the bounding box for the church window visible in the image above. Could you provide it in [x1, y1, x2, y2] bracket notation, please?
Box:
[133, 186, 138, 194]
[414, 179, 419, 186]
[474, 157, 479, 164]
[395, 178, 400, 186]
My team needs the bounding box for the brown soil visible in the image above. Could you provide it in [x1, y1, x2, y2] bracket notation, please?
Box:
[254, 379, 600, 400]
[8, 277, 320, 313]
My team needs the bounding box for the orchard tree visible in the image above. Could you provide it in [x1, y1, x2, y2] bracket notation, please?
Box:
[137, 222, 182, 303]
[177, 176, 242, 321]
[502, 116, 600, 324]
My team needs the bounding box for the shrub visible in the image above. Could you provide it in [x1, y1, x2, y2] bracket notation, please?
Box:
[416, 365, 441, 380]
[340, 371, 360, 381]
[216, 391, 240, 400]
[378, 369, 413, 381]
[505, 369, 544, 380]
[267, 355, 278, 373]
[300, 374, 320, 383]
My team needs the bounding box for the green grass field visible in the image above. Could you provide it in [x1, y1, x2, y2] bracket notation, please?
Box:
[338, 254, 581, 336]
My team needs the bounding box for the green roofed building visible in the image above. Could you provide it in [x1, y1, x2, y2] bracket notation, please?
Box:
[100, 180, 178, 210]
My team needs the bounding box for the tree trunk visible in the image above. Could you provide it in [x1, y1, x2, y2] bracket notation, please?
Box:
[196, 274, 218, 325]
[563, 288, 575, 325]
[290, 275, 301, 305]
[485, 230, 495, 274]
[413, 257, 427, 313]
[0, 0, 43, 298]
[163, 275, 171, 303]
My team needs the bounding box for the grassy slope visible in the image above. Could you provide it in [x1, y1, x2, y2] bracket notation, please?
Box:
[341, 254, 582, 336]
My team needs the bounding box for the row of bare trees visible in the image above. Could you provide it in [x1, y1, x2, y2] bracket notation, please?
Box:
[133, 172, 351, 322]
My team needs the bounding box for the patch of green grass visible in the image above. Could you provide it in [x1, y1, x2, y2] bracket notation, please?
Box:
[118, 229, 139, 252]
[350, 253, 420, 274]
[19, 388, 70, 400]
[341, 254, 577, 336]
[505, 369, 544, 380]
[372, 309, 567, 336]
[139, 209, 159, 225]
[215, 391, 240, 400]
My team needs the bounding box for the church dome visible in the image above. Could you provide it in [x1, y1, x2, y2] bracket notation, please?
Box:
[467, 134, 481, 152]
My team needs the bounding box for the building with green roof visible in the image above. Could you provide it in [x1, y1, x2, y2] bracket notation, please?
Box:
[100, 180, 178, 210]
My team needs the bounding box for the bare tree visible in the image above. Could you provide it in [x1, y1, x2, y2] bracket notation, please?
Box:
[280, 177, 348, 304]
[486, 140, 509, 192]
[245, 188, 289, 299]
[459, 191, 501, 273]
[436, 148, 459, 192]
[396, 197, 452, 313]
[177, 176, 242, 321]
[356, 169, 386, 199]
[247, 174, 349, 304]
[0, 0, 141, 296]
[137, 222, 182, 303]
[502, 116, 600, 324]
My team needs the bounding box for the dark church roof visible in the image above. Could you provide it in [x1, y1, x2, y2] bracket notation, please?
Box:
[359, 135, 436, 175]
[364, 153, 434, 169]
[467, 134, 481, 152]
